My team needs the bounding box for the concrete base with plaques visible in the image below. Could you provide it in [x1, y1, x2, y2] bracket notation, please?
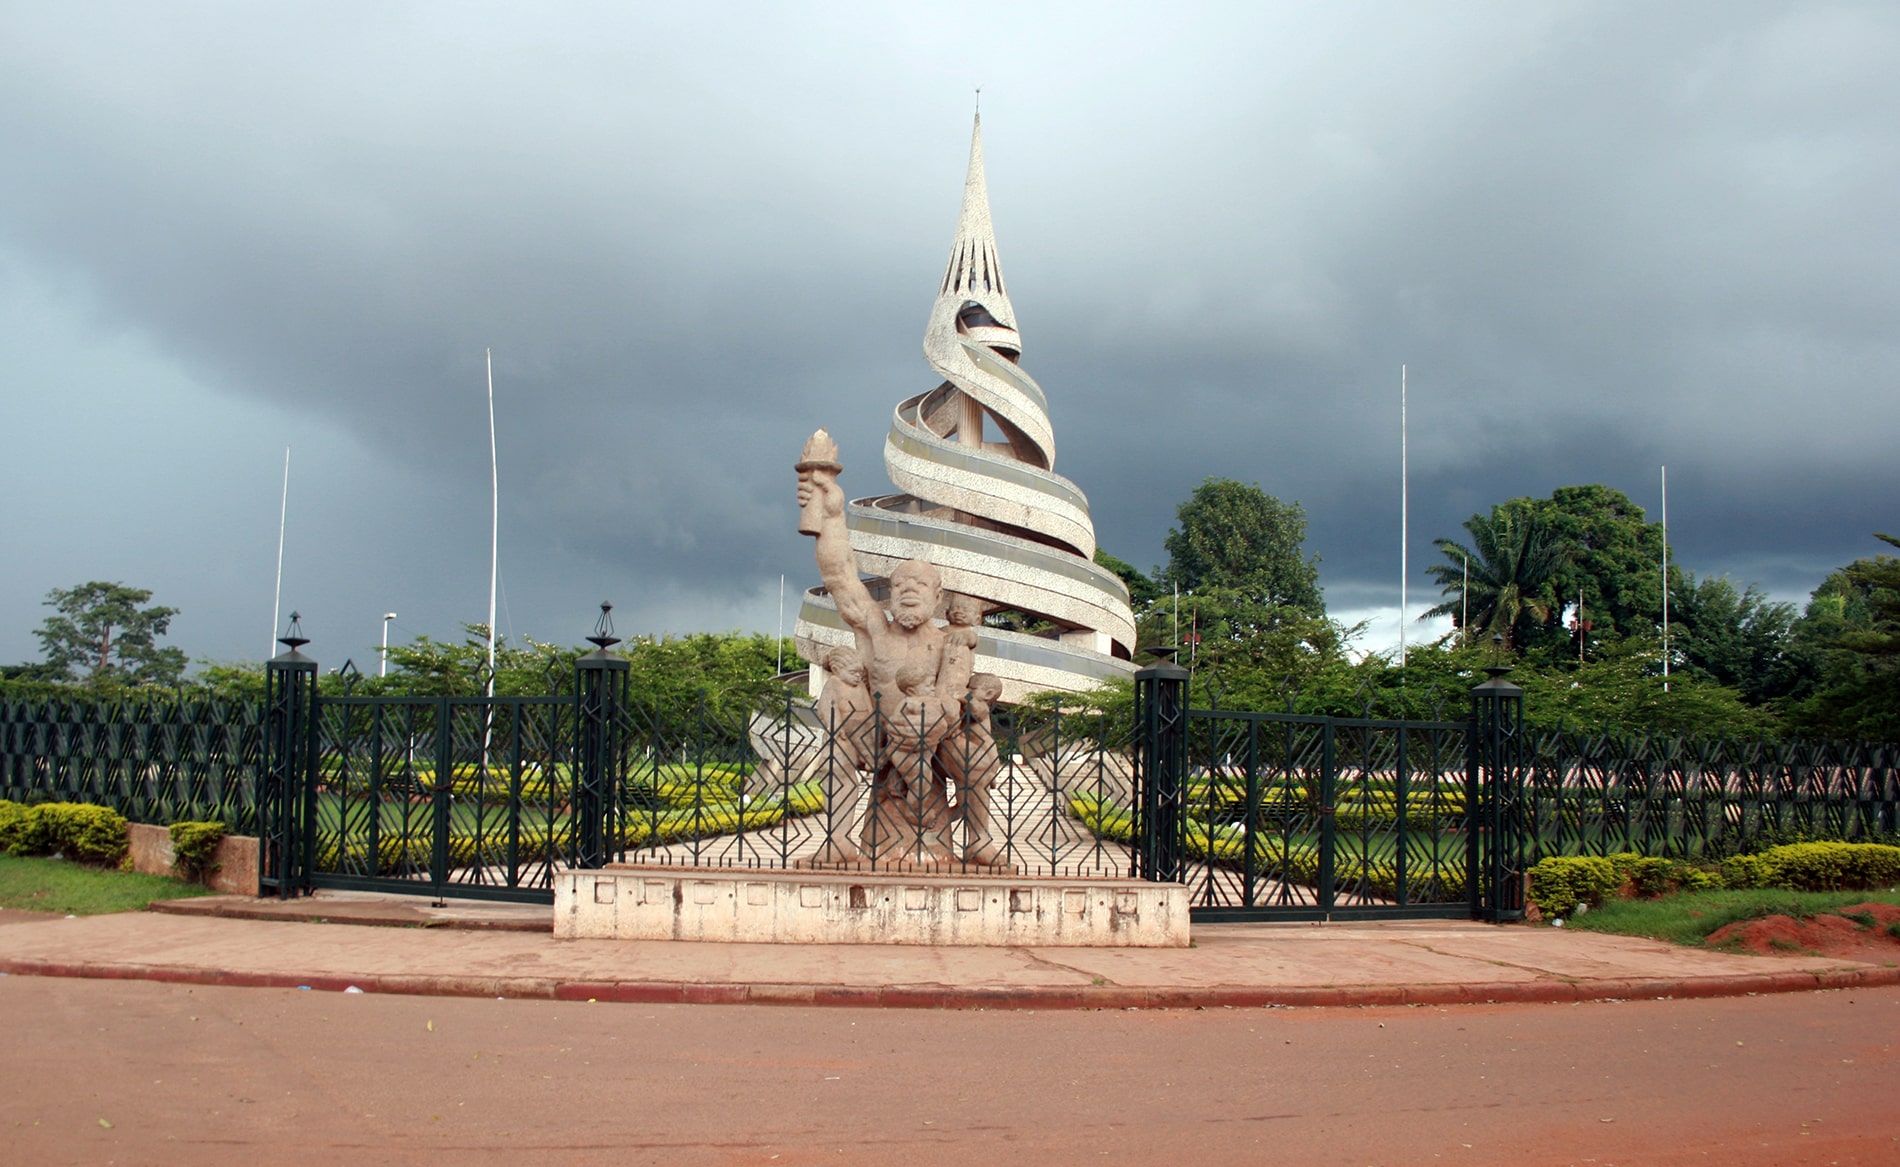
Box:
[554, 866, 1189, 948]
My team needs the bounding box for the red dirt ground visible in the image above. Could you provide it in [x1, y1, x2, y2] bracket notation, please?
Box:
[1708, 901, 1900, 961]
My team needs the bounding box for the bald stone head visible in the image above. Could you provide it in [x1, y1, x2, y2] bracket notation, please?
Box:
[887, 558, 943, 630]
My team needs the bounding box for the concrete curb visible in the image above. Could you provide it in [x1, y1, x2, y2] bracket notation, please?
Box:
[4, 956, 1897, 1010]
[145, 898, 551, 933]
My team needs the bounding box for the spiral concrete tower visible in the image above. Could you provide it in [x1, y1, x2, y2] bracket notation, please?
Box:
[794, 115, 1137, 703]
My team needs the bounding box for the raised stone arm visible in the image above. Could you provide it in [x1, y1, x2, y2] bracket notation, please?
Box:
[797, 430, 882, 655]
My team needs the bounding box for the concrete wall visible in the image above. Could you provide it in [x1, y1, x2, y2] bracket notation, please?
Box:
[125, 823, 259, 895]
[555, 866, 1188, 947]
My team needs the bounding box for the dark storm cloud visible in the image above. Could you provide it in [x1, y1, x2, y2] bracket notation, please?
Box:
[1, 2, 1894, 666]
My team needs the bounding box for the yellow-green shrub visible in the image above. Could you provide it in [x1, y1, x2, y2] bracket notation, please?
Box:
[0, 800, 31, 853]
[1069, 793, 1466, 901]
[0, 801, 129, 866]
[1527, 852, 1721, 916]
[169, 821, 227, 882]
[1722, 842, 1900, 892]
[618, 781, 824, 847]
[1528, 855, 1626, 917]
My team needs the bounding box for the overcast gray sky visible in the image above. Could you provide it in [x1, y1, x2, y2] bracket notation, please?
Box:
[2, 1, 1895, 671]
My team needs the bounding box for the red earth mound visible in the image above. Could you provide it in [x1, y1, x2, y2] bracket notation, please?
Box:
[1706, 901, 1900, 961]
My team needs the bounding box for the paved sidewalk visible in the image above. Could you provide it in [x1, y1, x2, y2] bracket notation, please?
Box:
[1, 892, 1895, 1009]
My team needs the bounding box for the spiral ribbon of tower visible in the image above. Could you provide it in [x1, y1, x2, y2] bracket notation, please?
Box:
[795, 116, 1136, 703]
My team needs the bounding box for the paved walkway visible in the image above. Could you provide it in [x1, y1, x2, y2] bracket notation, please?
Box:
[1, 891, 1895, 1009]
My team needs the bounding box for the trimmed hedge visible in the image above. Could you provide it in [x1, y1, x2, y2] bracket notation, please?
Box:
[1189, 778, 1466, 831]
[1528, 853, 1724, 917]
[1527, 844, 1900, 916]
[1068, 793, 1467, 902]
[1721, 842, 1900, 892]
[313, 780, 828, 872]
[317, 760, 758, 811]
[0, 799, 130, 866]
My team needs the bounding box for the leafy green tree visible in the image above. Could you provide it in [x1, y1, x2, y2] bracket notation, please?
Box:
[1172, 588, 1344, 710]
[377, 624, 580, 697]
[1789, 533, 1900, 740]
[1093, 547, 1161, 608]
[1511, 635, 1783, 737]
[0, 660, 74, 702]
[1160, 478, 1322, 615]
[1423, 507, 1572, 651]
[34, 582, 187, 686]
[1283, 638, 1493, 721]
[192, 661, 270, 701]
[620, 631, 801, 731]
[1836, 533, 1900, 658]
[1513, 485, 1669, 650]
[1668, 572, 1803, 704]
[1425, 485, 1675, 657]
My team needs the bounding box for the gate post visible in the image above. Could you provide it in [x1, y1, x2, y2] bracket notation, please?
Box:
[1469, 666, 1527, 922]
[1134, 648, 1190, 883]
[261, 614, 317, 899]
[574, 603, 628, 869]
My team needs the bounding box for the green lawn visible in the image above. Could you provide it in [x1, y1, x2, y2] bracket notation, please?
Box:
[0, 853, 216, 916]
[1564, 887, 1900, 946]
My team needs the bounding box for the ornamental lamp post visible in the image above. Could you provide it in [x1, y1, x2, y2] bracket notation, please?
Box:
[381, 613, 397, 678]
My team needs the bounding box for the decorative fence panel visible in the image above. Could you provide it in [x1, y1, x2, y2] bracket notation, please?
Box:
[0, 697, 262, 834]
[1170, 710, 1474, 921]
[1522, 731, 1900, 862]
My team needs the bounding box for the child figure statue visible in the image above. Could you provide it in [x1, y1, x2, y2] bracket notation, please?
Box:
[939, 671, 1009, 869]
[803, 647, 877, 866]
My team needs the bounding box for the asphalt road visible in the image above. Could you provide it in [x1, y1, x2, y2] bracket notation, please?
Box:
[2, 977, 1894, 1166]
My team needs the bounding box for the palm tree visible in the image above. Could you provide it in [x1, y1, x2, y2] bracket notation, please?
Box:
[1424, 509, 1572, 651]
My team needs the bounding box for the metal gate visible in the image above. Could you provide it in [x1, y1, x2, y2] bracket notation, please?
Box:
[1132, 655, 1526, 922]
[303, 694, 574, 902]
[259, 622, 627, 904]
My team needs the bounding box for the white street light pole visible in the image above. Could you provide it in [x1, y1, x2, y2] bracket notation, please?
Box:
[381, 613, 397, 678]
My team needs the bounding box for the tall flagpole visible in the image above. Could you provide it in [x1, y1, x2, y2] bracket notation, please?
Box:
[1399, 365, 1408, 668]
[486, 348, 499, 699]
[1661, 465, 1669, 692]
[271, 445, 290, 655]
[777, 573, 786, 675]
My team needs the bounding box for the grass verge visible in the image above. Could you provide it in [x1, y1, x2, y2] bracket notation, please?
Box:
[1564, 887, 1900, 946]
[0, 853, 217, 916]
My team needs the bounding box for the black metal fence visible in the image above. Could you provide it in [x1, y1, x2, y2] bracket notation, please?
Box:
[0, 695, 262, 833]
[3, 655, 1894, 919]
[1522, 730, 1900, 861]
[1127, 655, 1498, 922]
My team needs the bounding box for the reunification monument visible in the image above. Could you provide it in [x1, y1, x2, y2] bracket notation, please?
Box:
[792, 113, 1137, 707]
[554, 117, 1185, 946]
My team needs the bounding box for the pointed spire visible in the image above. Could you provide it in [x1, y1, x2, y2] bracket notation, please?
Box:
[940, 113, 1012, 315]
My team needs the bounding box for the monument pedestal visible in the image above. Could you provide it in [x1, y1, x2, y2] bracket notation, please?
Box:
[554, 865, 1189, 947]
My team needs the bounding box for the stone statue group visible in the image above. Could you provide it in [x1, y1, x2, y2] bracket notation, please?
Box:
[796, 431, 1009, 870]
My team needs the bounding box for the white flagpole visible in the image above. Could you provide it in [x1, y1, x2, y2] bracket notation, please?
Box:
[271, 445, 290, 655]
[1399, 365, 1408, 668]
[1661, 465, 1669, 692]
[486, 348, 499, 698]
[777, 573, 786, 675]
